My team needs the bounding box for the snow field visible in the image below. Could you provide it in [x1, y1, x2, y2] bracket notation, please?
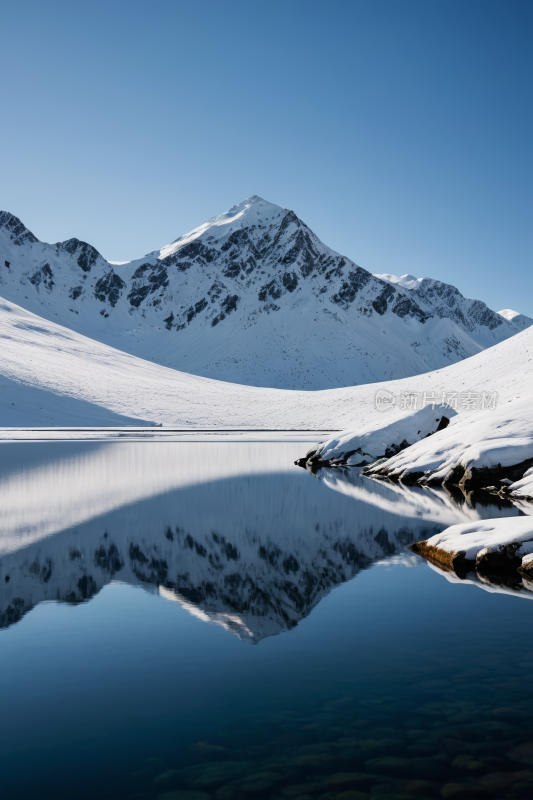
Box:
[1, 297, 532, 437]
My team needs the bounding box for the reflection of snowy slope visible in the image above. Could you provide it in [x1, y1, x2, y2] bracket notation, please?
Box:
[0, 441, 309, 554]
[0, 444, 519, 639]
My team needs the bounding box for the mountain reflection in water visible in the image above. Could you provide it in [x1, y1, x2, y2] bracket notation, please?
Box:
[0, 440, 528, 639]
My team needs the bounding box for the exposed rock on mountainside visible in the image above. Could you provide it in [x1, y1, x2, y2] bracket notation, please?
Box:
[0, 197, 529, 389]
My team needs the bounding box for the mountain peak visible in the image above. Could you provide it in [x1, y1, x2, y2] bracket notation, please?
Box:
[0, 199, 529, 390]
[159, 196, 287, 260]
[0, 211, 38, 247]
[498, 308, 533, 330]
[499, 308, 522, 321]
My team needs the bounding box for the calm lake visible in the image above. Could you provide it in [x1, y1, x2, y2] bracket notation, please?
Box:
[1, 438, 533, 800]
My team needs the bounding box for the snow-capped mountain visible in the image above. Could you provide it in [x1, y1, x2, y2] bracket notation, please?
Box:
[0, 197, 528, 389]
[497, 307, 533, 331]
[377, 274, 533, 330]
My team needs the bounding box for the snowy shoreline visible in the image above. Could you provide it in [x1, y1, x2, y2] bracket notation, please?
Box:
[294, 318, 533, 508]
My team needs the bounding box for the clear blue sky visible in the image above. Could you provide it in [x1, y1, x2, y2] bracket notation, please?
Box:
[1, 0, 531, 315]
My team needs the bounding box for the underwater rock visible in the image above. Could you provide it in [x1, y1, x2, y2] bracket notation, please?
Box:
[478, 772, 516, 791]
[190, 763, 252, 789]
[403, 778, 435, 796]
[322, 773, 377, 789]
[439, 784, 468, 798]
[154, 770, 181, 786]
[237, 772, 282, 793]
[364, 757, 411, 776]
[214, 786, 243, 800]
[158, 792, 212, 800]
[507, 742, 533, 765]
[451, 755, 484, 771]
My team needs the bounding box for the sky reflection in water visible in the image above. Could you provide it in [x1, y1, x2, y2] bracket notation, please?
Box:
[1, 440, 532, 800]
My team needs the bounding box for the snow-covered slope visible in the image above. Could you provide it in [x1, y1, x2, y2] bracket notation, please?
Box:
[0, 199, 527, 389]
[1, 294, 532, 432]
[363, 394, 533, 486]
[373, 273, 422, 290]
[0, 296, 378, 429]
[300, 323, 533, 493]
[498, 307, 533, 331]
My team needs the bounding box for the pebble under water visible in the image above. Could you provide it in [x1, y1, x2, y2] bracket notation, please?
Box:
[1, 439, 533, 800]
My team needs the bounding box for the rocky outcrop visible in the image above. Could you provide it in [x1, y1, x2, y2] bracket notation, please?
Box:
[295, 410, 452, 473]
[363, 456, 533, 503]
[409, 539, 523, 576]
[409, 518, 533, 582]
[519, 553, 533, 581]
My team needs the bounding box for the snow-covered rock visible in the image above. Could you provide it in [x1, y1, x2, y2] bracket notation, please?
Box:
[309, 323, 533, 494]
[410, 518, 533, 579]
[364, 394, 533, 488]
[0, 199, 527, 390]
[507, 467, 533, 501]
[298, 405, 455, 470]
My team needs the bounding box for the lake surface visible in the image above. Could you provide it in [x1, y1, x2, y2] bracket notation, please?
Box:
[1, 439, 533, 800]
